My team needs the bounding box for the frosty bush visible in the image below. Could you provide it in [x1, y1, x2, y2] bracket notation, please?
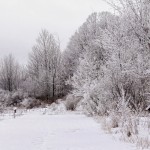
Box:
[0, 106, 4, 113]
[47, 102, 67, 114]
[121, 117, 138, 138]
[101, 112, 120, 133]
[0, 89, 11, 107]
[80, 77, 112, 116]
[109, 112, 120, 128]
[101, 117, 112, 133]
[0, 89, 30, 108]
[65, 94, 80, 111]
[12, 90, 24, 101]
[21, 98, 41, 109]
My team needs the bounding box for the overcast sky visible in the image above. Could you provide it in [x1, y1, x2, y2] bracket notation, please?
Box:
[0, 0, 112, 64]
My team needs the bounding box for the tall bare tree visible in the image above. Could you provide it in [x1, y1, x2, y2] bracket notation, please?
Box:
[0, 54, 21, 91]
[28, 29, 61, 101]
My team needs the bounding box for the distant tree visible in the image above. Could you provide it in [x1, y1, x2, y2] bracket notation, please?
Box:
[28, 29, 61, 101]
[0, 54, 21, 92]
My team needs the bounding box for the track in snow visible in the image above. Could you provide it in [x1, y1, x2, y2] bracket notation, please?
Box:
[0, 110, 135, 150]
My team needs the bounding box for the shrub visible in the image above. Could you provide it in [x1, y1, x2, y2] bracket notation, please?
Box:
[21, 98, 41, 109]
[100, 112, 120, 134]
[109, 113, 120, 128]
[121, 117, 138, 138]
[0, 89, 29, 107]
[65, 94, 80, 111]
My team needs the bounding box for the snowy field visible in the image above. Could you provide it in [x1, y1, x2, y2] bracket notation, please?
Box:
[0, 109, 137, 150]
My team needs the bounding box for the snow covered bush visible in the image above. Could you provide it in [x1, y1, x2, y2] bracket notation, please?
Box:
[10, 89, 28, 105]
[46, 101, 67, 114]
[21, 98, 41, 109]
[55, 99, 63, 104]
[65, 94, 80, 111]
[0, 89, 11, 105]
[0, 105, 4, 113]
[6, 90, 28, 107]
[100, 112, 120, 133]
[0, 89, 30, 109]
[121, 117, 138, 138]
[119, 116, 150, 149]
[101, 117, 112, 133]
[85, 78, 113, 116]
[109, 69, 150, 114]
[109, 112, 120, 128]
[136, 137, 150, 150]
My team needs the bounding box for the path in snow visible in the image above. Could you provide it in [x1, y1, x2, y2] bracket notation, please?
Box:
[0, 110, 135, 150]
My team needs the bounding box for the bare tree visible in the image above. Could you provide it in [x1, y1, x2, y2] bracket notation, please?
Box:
[28, 29, 61, 101]
[0, 54, 21, 92]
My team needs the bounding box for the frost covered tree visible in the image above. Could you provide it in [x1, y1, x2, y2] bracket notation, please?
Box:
[28, 29, 61, 101]
[103, 0, 150, 113]
[65, 1, 150, 115]
[0, 54, 21, 92]
[64, 12, 113, 115]
[63, 13, 107, 90]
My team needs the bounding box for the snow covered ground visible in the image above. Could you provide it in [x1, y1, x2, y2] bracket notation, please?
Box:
[0, 109, 137, 150]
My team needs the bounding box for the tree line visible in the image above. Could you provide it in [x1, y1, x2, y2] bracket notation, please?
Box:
[64, 0, 150, 114]
[0, 0, 150, 114]
[0, 30, 66, 103]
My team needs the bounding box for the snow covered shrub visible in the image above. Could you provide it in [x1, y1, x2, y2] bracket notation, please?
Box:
[109, 112, 120, 128]
[0, 105, 4, 113]
[9, 89, 29, 106]
[101, 112, 120, 133]
[121, 117, 138, 138]
[110, 68, 150, 114]
[55, 99, 63, 104]
[12, 89, 28, 101]
[101, 117, 112, 133]
[120, 117, 150, 149]
[65, 94, 80, 111]
[66, 100, 75, 111]
[47, 102, 67, 114]
[0, 88, 41, 109]
[21, 98, 30, 107]
[0, 89, 29, 107]
[21, 98, 41, 109]
[81, 77, 112, 116]
[136, 136, 150, 149]
[0, 89, 11, 107]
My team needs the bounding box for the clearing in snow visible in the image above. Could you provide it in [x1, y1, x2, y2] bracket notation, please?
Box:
[0, 110, 135, 150]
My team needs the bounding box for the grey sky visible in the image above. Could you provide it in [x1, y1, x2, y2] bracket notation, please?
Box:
[0, 0, 112, 64]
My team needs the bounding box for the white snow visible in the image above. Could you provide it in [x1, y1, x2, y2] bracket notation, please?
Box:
[0, 109, 136, 150]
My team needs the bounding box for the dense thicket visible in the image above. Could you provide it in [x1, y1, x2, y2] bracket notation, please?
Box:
[63, 0, 150, 115]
